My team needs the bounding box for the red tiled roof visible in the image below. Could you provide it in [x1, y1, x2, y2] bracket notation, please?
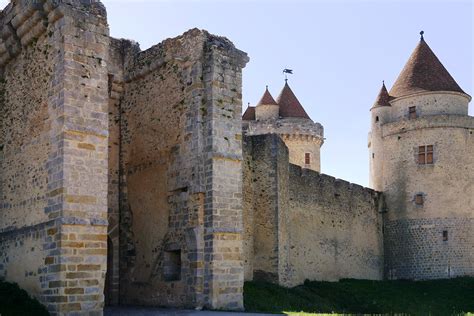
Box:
[372, 82, 392, 109]
[257, 87, 278, 106]
[276, 82, 311, 119]
[390, 38, 467, 98]
[242, 106, 256, 120]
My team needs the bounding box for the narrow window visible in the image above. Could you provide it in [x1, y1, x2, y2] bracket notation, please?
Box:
[108, 74, 114, 96]
[418, 145, 434, 165]
[426, 145, 434, 164]
[442, 230, 448, 241]
[305, 153, 311, 165]
[372, 153, 375, 159]
[409, 106, 417, 119]
[415, 194, 424, 206]
[164, 250, 182, 281]
[375, 116, 379, 123]
[418, 146, 426, 164]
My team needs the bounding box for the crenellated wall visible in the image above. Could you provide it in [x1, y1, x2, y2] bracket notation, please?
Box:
[286, 166, 384, 286]
[243, 134, 384, 287]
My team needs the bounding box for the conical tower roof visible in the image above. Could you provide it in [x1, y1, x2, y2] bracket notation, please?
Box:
[242, 105, 256, 121]
[257, 86, 279, 106]
[390, 35, 467, 98]
[277, 82, 311, 119]
[372, 81, 392, 109]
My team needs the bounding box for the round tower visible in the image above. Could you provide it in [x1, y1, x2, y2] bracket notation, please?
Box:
[255, 86, 279, 121]
[276, 81, 324, 172]
[369, 82, 392, 191]
[243, 82, 324, 172]
[370, 34, 474, 280]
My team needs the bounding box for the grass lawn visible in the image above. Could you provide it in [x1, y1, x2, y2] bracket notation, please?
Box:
[244, 277, 474, 316]
[0, 281, 49, 316]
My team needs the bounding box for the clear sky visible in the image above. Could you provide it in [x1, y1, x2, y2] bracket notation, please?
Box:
[2, 0, 472, 186]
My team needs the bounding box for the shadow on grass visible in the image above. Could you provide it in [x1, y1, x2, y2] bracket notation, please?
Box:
[244, 277, 474, 316]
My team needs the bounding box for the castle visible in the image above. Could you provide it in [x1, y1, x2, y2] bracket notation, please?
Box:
[0, 1, 472, 315]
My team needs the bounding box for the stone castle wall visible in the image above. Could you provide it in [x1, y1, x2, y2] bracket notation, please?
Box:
[0, 1, 110, 315]
[243, 134, 384, 287]
[242, 135, 290, 284]
[0, 1, 249, 314]
[287, 166, 384, 286]
[2, 1, 471, 315]
[113, 29, 248, 310]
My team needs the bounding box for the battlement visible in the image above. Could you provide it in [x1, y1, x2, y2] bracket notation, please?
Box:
[244, 117, 324, 141]
[289, 163, 378, 198]
[243, 133, 384, 286]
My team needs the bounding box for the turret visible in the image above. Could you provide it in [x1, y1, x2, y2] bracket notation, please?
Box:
[369, 82, 391, 191]
[243, 81, 324, 172]
[277, 81, 312, 120]
[388, 33, 470, 120]
[255, 86, 279, 121]
[370, 32, 474, 280]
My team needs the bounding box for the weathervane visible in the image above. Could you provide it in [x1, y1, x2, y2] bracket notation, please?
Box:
[420, 30, 424, 41]
[283, 68, 293, 82]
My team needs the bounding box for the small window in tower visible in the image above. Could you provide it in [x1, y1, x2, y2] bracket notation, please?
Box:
[415, 194, 424, 206]
[418, 146, 426, 164]
[418, 145, 434, 165]
[409, 106, 417, 119]
[442, 230, 448, 241]
[375, 116, 379, 122]
[305, 153, 311, 165]
[426, 145, 434, 164]
[372, 153, 375, 159]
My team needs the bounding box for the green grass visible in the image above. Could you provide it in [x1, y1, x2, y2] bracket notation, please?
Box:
[0, 281, 49, 316]
[244, 278, 474, 316]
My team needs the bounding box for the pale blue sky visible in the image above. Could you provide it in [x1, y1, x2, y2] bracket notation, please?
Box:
[2, 0, 472, 186]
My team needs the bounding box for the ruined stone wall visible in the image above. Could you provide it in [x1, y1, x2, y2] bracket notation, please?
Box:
[243, 134, 383, 287]
[105, 37, 138, 306]
[380, 114, 474, 279]
[287, 167, 384, 286]
[118, 29, 248, 310]
[0, 1, 110, 315]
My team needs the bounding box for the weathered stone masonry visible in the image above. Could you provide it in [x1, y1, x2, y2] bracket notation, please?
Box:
[0, 1, 110, 315]
[110, 29, 248, 310]
[243, 134, 384, 287]
[2, 1, 472, 315]
[0, 1, 248, 314]
[369, 37, 474, 280]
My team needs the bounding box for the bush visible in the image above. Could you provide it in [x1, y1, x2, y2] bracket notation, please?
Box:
[0, 281, 49, 316]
